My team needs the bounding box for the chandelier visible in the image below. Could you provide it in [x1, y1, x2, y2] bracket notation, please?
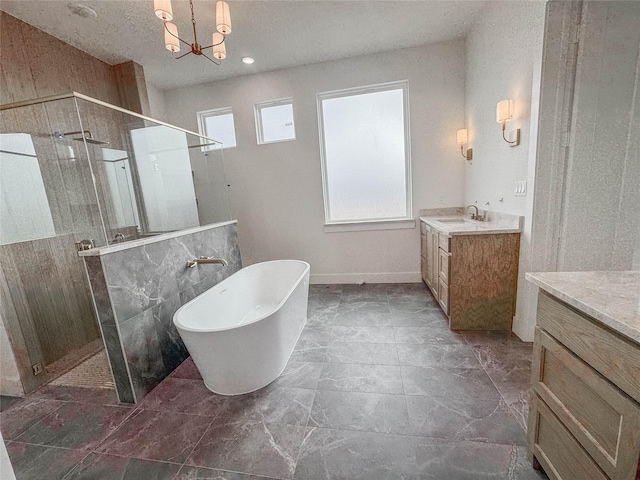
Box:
[153, 0, 231, 64]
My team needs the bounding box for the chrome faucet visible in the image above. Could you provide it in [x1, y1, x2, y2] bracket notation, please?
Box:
[466, 204, 485, 221]
[186, 256, 228, 268]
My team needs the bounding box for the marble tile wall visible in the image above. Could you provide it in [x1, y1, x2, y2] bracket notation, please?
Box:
[84, 223, 241, 403]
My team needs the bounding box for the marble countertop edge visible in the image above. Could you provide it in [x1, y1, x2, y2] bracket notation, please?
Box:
[79, 220, 238, 257]
[526, 271, 640, 345]
[419, 215, 522, 235]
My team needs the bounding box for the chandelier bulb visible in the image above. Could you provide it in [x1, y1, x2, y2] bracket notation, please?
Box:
[154, 0, 173, 21]
[212, 32, 226, 60]
[216, 1, 232, 35]
[164, 22, 180, 52]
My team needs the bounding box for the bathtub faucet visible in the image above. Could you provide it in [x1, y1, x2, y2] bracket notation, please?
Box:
[186, 256, 228, 268]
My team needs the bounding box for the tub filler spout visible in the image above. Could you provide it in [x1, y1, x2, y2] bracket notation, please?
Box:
[186, 256, 228, 268]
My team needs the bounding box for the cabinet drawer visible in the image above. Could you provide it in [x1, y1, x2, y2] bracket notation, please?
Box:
[532, 328, 640, 480]
[438, 277, 449, 314]
[530, 393, 608, 480]
[438, 232, 451, 253]
[537, 292, 640, 403]
[438, 248, 450, 284]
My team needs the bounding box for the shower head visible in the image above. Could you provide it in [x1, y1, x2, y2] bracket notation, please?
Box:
[54, 130, 109, 145]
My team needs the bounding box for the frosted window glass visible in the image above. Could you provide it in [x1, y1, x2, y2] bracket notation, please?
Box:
[0, 134, 56, 244]
[257, 102, 295, 143]
[202, 112, 236, 149]
[320, 87, 408, 222]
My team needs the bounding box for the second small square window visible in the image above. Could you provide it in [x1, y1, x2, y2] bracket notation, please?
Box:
[255, 98, 296, 144]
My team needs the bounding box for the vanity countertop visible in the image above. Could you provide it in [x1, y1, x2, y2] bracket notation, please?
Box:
[420, 215, 522, 236]
[526, 270, 640, 344]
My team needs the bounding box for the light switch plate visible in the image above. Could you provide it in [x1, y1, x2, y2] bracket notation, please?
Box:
[515, 180, 527, 196]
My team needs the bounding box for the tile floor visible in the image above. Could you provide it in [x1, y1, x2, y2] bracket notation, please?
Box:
[1, 283, 548, 479]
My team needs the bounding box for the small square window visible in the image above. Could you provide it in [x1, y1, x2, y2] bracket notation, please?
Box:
[197, 107, 236, 149]
[255, 99, 296, 144]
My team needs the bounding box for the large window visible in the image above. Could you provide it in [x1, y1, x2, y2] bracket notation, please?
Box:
[197, 107, 237, 149]
[317, 81, 411, 225]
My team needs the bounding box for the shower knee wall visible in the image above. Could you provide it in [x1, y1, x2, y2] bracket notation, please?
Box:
[82, 221, 241, 403]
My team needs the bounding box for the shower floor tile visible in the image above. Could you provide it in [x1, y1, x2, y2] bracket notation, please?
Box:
[2, 283, 546, 480]
[49, 349, 115, 390]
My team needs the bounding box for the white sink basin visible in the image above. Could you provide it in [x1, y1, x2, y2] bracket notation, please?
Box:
[437, 218, 468, 224]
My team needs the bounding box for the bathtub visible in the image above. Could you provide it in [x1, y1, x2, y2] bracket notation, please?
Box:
[173, 260, 310, 395]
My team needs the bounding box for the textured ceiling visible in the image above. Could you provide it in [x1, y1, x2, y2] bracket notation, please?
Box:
[0, 0, 487, 90]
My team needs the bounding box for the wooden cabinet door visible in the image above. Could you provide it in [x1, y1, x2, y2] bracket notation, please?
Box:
[430, 230, 439, 289]
[424, 228, 432, 288]
[421, 234, 428, 285]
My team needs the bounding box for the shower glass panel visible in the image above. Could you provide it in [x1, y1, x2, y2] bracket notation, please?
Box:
[0, 97, 107, 392]
[0, 92, 231, 394]
[74, 96, 231, 242]
[188, 135, 231, 226]
[0, 133, 56, 244]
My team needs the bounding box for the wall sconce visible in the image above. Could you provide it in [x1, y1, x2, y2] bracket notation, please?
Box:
[456, 129, 473, 161]
[496, 99, 520, 147]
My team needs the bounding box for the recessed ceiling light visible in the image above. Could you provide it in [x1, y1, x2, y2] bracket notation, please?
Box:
[67, 2, 97, 19]
[242, 57, 255, 65]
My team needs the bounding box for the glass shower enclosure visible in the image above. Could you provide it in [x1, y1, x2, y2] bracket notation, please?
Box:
[0, 92, 231, 394]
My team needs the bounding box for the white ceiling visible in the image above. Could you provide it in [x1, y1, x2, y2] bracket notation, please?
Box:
[1, 0, 487, 90]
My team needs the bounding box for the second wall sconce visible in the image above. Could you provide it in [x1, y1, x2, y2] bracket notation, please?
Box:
[496, 99, 520, 147]
[456, 128, 473, 161]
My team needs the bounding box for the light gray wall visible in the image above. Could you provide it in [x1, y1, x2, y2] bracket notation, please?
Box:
[146, 82, 169, 124]
[515, 1, 640, 342]
[463, 0, 546, 341]
[464, 1, 546, 215]
[163, 41, 466, 284]
[556, 1, 640, 272]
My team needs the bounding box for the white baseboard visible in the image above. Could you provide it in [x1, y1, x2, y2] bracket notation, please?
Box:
[512, 317, 535, 342]
[310, 271, 422, 284]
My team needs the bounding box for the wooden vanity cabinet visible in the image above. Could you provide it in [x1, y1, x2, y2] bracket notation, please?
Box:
[420, 220, 519, 330]
[420, 222, 428, 286]
[437, 233, 451, 314]
[447, 233, 519, 330]
[421, 222, 439, 296]
[528, 292, 640, 480]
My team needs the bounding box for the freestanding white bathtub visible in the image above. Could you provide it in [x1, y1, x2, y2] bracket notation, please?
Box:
[173, 260, 310, 395]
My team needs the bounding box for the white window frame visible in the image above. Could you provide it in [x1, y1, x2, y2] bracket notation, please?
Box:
[196, 106, 236, 150]
[254, 97, 296, 145]
[316, 80, 413, 229]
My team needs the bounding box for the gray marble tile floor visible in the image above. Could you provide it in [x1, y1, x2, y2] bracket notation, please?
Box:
[1, 283, 548, 480]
